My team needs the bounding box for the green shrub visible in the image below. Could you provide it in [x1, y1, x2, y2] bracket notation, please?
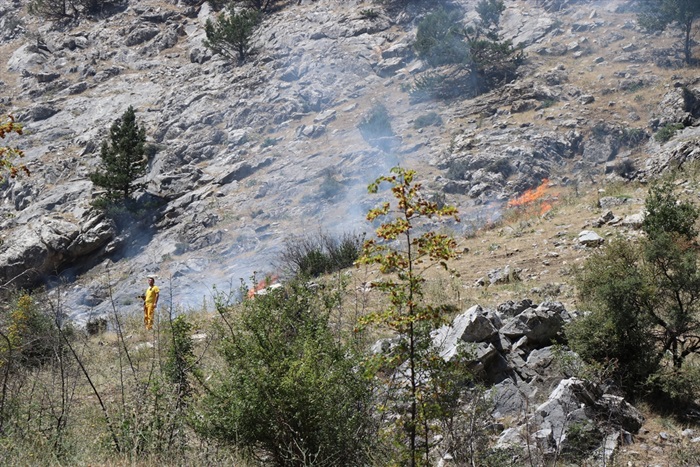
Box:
[233, 0, 281, 13]
[647, 364, 700, 406]
[279, 231, 364, 278]
[570, 182, 700, 399]
[260, 136, 277, 148]
[318, 168, 345, 200]
[476, 0, 505, 31]
[28, 0, 124, 19]
[486, 158, 513, 178]
[560, 421, 603, 462]
[164, 315, 200, 399]
[567, 238, 660, 395]
[446, 158, 470, 180]
[359, 8, 379, 19]
[411, 4, 523, 101]
[1, 293, 73, 369]
[538, 98, 557, 109]
[613, 159, 637, 178]
[411, 70, 467, 101]
[195, 282, 375, 466]
[642, 180, 699, 239]
[654, 122, 685, 143]
[621, 127, 648, 147]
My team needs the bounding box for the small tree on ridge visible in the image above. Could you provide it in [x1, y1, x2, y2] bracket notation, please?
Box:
[204, 8, 260, 62]
[637, 0, 700, 64]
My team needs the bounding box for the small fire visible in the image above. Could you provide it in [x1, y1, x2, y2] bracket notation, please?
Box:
[507, 179, 556, 217]
[247, 274, 280, 299]
[507, 179, 550, 208]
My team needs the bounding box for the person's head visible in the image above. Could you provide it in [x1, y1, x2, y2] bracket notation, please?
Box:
[147, 276, 155, 286]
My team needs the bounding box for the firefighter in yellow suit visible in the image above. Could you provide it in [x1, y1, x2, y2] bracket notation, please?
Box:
[141, 276, 160, 330]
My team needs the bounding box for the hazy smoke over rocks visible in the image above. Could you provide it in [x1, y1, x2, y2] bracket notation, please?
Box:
[0, 0, 697, 324]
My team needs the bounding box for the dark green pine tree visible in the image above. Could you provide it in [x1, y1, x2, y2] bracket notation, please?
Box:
[90, 106, 148, 207]
[204, 8, 260, 62]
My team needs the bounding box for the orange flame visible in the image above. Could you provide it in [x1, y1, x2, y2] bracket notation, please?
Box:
[507, 179, 550, 208]
[540, 202, 553, 215]
[247, 274, 280, 299]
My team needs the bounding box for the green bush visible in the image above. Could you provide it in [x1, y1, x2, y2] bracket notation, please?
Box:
[318, 168, 345, 200]
[278, 231, 363, 278]
[567, 238, 660, 395]
[260, 136, 277, 148]
[411, 3, 523, 102]
[359, 8, 379, 19]
[446, 158, 470, 180]
[613, 159, 637, 178]
[621, 127, 648, 147]
[164, 315, 200, 399]
[647, 364, 700, 406]
[654, 122, 685, 143]
[476, 0, 505, 31]
[232, 0, 281, 13]
[570, 182, 700, 399]
[642, 180, 699, 239]
[28, 0, 124, 19]
[195, 282, 375, 466]
[1, 293, 73, 369]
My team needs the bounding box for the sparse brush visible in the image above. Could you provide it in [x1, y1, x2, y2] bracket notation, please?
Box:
[359, 8, 379, 19]
[278, 231, 364, 278]
[654, 122, 685, 143]
[358, 104, 393, 140]
[413, 111, 443, 129]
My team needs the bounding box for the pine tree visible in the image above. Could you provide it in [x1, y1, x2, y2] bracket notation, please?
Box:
[89, 106, 148, 207]
[204, 8, 260, 62]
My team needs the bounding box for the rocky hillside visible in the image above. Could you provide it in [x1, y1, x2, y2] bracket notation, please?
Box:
[1, 0, 699, 324]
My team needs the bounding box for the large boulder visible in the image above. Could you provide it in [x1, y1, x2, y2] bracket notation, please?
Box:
[500, 302, 567, 346]
[0, 211, 115, 288]
[432, 305, 499, 360]
[496, 376, 643, 459]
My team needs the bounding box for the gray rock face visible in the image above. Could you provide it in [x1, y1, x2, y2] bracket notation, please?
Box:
[488, 265, 521, 285]
[426, 298, 642, 462]
[500, 304, 565, 345]
[433, 305, 499, 360]
[497, 377, 643, 459]
[0, 211, 115, 288]
[651, 85, 700, 130]
[643, 129, 700, 176]
[0, 0, 682, 331]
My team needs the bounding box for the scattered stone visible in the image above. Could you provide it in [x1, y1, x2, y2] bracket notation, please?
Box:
[488, 265, 522, 285]
[578, 230, 604, 247]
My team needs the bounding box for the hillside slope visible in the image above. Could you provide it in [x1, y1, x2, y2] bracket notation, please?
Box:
[0, 0, 699, 323]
